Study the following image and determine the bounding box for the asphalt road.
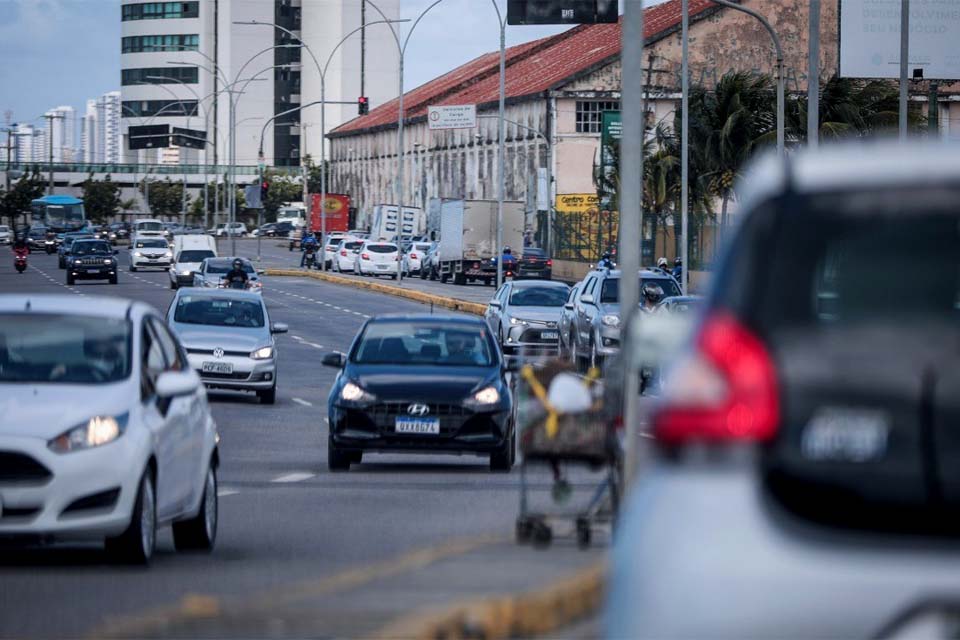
[0,248,606,639]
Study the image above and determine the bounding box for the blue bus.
[30,195,87,233]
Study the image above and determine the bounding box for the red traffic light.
[358,96,369,115]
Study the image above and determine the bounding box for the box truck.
[438,199,524,286]
[309,193,350,234]
[370,204,424,242]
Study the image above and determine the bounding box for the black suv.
[65,239,118,285]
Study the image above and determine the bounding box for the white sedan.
[129,237,173,271]
[0,294,220,563]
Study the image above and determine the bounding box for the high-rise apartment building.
[81,91,123,163]
[119,0,399,168]
[44,106,76,162]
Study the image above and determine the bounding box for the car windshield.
[204,260,254,274]
[134,239,168,249]
[509,286,569,307]
[353,322,494,366]
[179,250,215,263]
[344,241,363,251]
[173,297,265,328]
[600,277,682,303]
[367,244,397,253]
[0,313,131,384]
[72,241,112,255]
[137,222,163,232]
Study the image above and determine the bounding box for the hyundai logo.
[407,403,430,416]
[213,347,225,359]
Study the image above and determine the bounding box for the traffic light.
[358,96,369,115]
[260,179,269,201]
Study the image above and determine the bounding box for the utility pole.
[681,0,689,294]
[43,112,64,195]
[808,0,821,148]
[899,0,910,141]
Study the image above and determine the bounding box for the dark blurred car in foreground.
[606,143,960,639]
[323,315,515,472]
[515,247,552,280]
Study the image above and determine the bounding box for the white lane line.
[271,472,315,483]
[217,489,240,497]
[291,397,313,407]
[291,335,305,341]
[306,342,324,349]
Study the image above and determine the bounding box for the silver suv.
[567,268,680,371]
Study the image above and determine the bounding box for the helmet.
[675,256,682,266]
[233,258,243,270]
[602,251,611,260]
[657,257,668,269]
[642,283,664,304]
[503,246,512,254]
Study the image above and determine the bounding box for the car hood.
[0,383,133,440]
[171,324,269,351]
[348,365,497,402]
[506,307,564,325]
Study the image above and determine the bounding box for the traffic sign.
[507,0,618,25]
[427,104,477,131]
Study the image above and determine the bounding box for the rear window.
[523,248,546,258]
[344,241,363,250]
[367,244,397,253]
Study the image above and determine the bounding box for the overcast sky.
[0,0,641,134]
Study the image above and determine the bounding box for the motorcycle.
[14,249,28,274]
[302,247,318,269]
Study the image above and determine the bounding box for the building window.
[122,2,200,21]
[575,100,620,134]
[121,34,199,53]
[121,99,198,118]
[122,67,198,85]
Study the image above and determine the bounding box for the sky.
[0,0,630,135]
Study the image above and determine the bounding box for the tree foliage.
[1,169,45,226]
[140,178,189,218]
[81,174,122,223]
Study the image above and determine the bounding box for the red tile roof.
[330,0,719,137]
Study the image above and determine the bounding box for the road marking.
[271,472,315,483]
[306,342,324,349]
[217,489,240,497]
[291,397,313,407]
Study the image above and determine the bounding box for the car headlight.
[250,346,273,359]
[180,269,192,276]
[133,251,143,257]
[602,314,620,327]
[104,257,113,264]
[340,381,375,403]
[470,386,500,406]
[510,317,528,326]
[48,413,128,454]
[165,251,173,258]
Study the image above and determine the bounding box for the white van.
[169,234,217,289]
[133,219,166,239]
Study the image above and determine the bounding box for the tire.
[58,258,64,269]
[391,274,397,280]
[105,471,156,564]
[109,274,118,285]
[172,464,218,551]
[170,280,178,290]
[420,268,427,280]
[453,273,466,286]
[490,431,514,472]
[257,385,277,405]
[440,272,448,283]
[129,264,136,272]
[327,437,351,472]
[66,274,74,285]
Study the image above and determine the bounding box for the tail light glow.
[547,259,553,266]
[340,250,347,256]
[361,253,370,260]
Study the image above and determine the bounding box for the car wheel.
[490,431,514,472]
[109,274,118,285]
[58,258,64,269]
[391,274,397,280]
[440,272,448,283]
[257,385,277,405]
[105,471,156,564]
[172,464,218,551]
[453,273,466,286]
[420,268,427,280]
[129,264,136,272]
[170,280,178,290]
[327,437,351,472]
[66,274,74,286]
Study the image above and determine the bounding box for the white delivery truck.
[169,234,217,289]
[438,199,524,286]
[370,204,424,242]
[276,204,307,228]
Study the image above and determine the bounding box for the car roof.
[509,279,569,289]
[0,294,153,319]
[591,269,673,279]
[174,288,264,303]
[367,314,484,326]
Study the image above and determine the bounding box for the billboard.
[555,193,601,213]
[840,0,960,79]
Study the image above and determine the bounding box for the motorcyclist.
[672,256,683,281]
[13,234,29,256]
[640,283,664,313]
[657,257,670,274]
[223,258,249,289]
[597,251,614,270]
[300,233,319,267]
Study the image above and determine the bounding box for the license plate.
[202,361,234,374]
[149,259,159,262]
[801,408,890,462]
[87,269,100,274]
[395,417,440,435]
[377,264,390,269]
[541,331,559,340]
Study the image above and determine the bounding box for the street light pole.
[681,0,689,294]
[492,0,507,289]
[899,0,910,141]
[808,0,821,149]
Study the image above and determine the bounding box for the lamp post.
[899,0,910,141]
[681,0,689,294]
[42,112,65,195]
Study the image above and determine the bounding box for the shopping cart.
[515,360,621,549]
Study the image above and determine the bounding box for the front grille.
[187,348,250,357]
[198,370,251,381]
[143,253,166,260]
[77,257,109,266]
[0,506,41,522]
[0,452,52,484]
[368,402,472,436]
[520,328,561,343]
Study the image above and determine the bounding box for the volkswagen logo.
[407,403,430,417]
[213,347,225,359]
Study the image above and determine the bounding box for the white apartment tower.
[120,0,399,168]
[44,106,76,162]
[81,92,123,163]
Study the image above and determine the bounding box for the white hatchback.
[0,295,219,564]
[354,241,400,278]
[334,239,364,273]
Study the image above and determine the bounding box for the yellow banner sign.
[555,193,600,214]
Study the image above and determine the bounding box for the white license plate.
[377,264,390,270]
[801,408,890,462]
[395,417,440,435]
[202,361,234,374]
[541,331,559,340]
[87,269,100,274]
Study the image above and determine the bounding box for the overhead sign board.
[427,104,477,130]
[128,124,169,150]
[507,0,618,25]
[840,0,960,79]
[171,127,207,149]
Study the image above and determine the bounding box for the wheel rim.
[204,468,217,540]
[141,478,156,556]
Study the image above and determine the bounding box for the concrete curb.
[370,561,606,640]
[265,268,488,316]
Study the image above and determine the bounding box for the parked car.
[606,142,960,639]
[192,257,263,293]
[167,288,287,404]
[354,241,400,278]
[253,221,294,238]
[322,315,515,471]
[515,247,553,280]
[566,268,681,371]
[333,239,364,273]
[484,280,570,357]
[128,236,173,272]
[0,294,220,563]
[420,243,441,280]
[210,222,248,237]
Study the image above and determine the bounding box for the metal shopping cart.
[515,360,621,549]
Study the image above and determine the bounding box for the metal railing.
[0,161,302,176]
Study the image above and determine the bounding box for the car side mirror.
[564,302,574,310]
[489,300,502,309]
[580,294,595,305]
[322,352,346,368]
[156,370,200,398]
[270,322,288,334]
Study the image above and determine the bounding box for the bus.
[30,195,86,233]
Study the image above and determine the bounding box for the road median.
[265,268,488,316]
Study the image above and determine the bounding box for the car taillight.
[341,250,347,256]
[410,253,417,259]
[547,259,553,266]
[361,253,370,260]
[652,313,779,446]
